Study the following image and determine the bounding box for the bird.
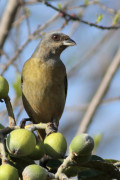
[21,32,76,140]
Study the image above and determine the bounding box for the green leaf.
[58,3,62,10]
[0,123,5,129]
[9,156,35,174]
[96,14,104,23]
[24,8,31,16]
[91,155,104,162]
[112,13,119,25]
[84,0,89,5]
[105,159,119,164]
[78,169,112,180]
[93,133,103,152]
[78,168,103,180]
[12,74,22,98]
[46,159,63,171]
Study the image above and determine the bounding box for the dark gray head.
[32,32,76,59]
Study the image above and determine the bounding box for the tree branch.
[0,0,20,49]
[4,96,16,127]
[65,96,120,112]
[76,48,120,134]
[0,134,8,164]
[67,30,115,77]
[42,1,120,30]
[0,0,72,75]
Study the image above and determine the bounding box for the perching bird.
[21,32,76,139]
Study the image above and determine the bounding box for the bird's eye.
[52,34,60,41]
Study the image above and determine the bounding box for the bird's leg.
[46,118,58,136]
[20,117,32,128]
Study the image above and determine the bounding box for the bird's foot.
[46,121,58,136]
[20,118,32,128]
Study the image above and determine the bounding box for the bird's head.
[32,32,76,59]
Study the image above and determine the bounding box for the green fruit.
[29,141,44,160]
[44,132,67,159]
[6,129,36,157]
[0,76,9,99]
[22,164,47,180]
[69,134,94,156]
[0,164,19,180]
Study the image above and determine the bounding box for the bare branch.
[68,30,115,77]
[4,96,16,127]
[76,48,120,134]
[42,1,120,30]
[0,0,72,75]
[0,0,20,49]
[65,96,120,112]
[55,152,75,179]
[0,134,8,164]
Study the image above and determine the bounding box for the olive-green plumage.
[21,32,76,139]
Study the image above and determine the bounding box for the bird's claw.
[20,118,31,128]
[46,122,58,136]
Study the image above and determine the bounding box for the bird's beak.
[63,38,76,46]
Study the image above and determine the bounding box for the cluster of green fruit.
[0,76,94,179]
[0,127,94,179]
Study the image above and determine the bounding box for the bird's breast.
[22,58,66,123]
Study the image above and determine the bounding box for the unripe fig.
[22,164,47,180]
[69,134,94,156]
[0,164,19,180]
[6,129,36,157]
[44,132,67,158]
[29,141,44,160]
[0,76,9,99]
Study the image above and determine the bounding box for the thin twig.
[55,152,75,179]
[0,134,8,164]
[4,96,16,127]
[67,30,115,77]
[76,48,120,134]
[0,0,71,75]
[20,0,31,35]
[65,96,120,112]
[0,123,47,136]
[43,1,120,30]
[67,1,119,15]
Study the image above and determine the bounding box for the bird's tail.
[37,129,46,141]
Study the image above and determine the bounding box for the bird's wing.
[64,75,68,100]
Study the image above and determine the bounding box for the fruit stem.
[4,96,16,127]
[25,123,47,131]
[55,152,75,179]
[0,134,9,164]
